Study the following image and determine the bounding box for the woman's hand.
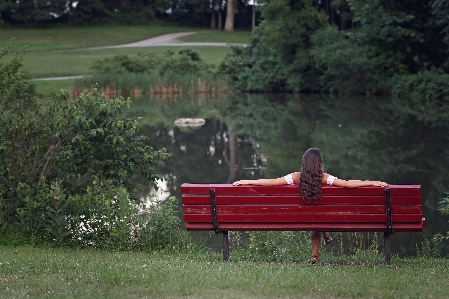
[232,177,289,186]
[232,180,251,186]
[372,181,389,187]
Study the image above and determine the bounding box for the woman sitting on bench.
[232,147,388,264]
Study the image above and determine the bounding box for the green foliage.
[219,0,327,92]
[311,26,381,94]
[0,45,173,249]
[217,0,449,94]
[260,0,327,76]
[64,181,189,251]
[139,196,191,252]
[431,0,449,66]
[1,0,171,26]
[56,89,169,194]
[82,50,223,94]
[217,25,288,92]
[440,194,449,216]
[90,55,156,74]
[0,46,29,105]
[416,233,445,258]
[240,231,311,262]
[90,50,214,77]
[389,69,449,126]
[158,49,215,76]
[45,181,70,243]
[439,194,449,245]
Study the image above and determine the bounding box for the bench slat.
[185,222,424,232]
[183,205,422,215]
[182,195,422,205]
[184,213,422,223]
[181,184,421,196]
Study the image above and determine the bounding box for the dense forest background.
[215,0,449,98]
[0,0,258,29]
[3,0,447,99]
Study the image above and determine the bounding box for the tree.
[224,0,236,31]
[0,44,169,241]
[431,0,449,67]
[0,0,69,25]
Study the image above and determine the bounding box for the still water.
[129,93,449,257]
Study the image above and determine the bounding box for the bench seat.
[181,183,425,263]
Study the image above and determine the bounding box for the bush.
[311,26,382,94]
[229,231,311,262]
[217,25,289,92]
[389,69,449,126]
[0,45,172,249]
[90,55,156,74]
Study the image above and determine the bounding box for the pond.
[129,93,449,257]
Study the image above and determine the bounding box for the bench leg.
[384,232,391,265]
[223,231,229,261]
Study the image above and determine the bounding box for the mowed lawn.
[1,25,250,78]
[0,246,448,299]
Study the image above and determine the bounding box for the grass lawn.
[0,24,199,52]
[1,24,250,95]
[25,46,233,78]
[0,246,448,299]
[31,79,78,97]
[176,30,252,44]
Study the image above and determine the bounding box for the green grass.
[1,25,248,95]
[31,79,78,97]
[176,30,251,44]
[0,246,448,299]
[0,25,198,52]
[23,46,232,78]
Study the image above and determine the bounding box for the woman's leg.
[322,232,332,244]
[311,231,321,257]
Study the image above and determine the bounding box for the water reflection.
[129,93,449,257]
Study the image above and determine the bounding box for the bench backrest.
[181,183,425,233]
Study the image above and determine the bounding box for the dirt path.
[88,32,247,49]
[32,32,246,81]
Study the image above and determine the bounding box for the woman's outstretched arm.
[331,178,388,188]
[232,177,288,186]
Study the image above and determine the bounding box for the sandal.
[310,255,319,265]
[323,235,332,245]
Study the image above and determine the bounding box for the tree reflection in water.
[129,93,449,257]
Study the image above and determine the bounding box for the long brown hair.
[299,148,323,203]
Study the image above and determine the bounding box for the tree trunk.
[218,9,223,30]
[340,4,346,31]
[224,0,235,32]
[252,2,256,31]
[210,10,216,29]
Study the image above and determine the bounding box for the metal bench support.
[384,188,393,265]
[223,232,230,261]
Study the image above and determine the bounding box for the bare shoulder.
[322,173,331,184]
[291,172,300,184]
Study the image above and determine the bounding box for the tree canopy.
[219,0,449,96]
[0,0,256,29]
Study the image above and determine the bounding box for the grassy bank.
[25,46,233,79]
[0,25,197,52]
[0,25,250,96]
[1,25,249,78]
[0,246,447,299]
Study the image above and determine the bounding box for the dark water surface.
[130,93,449,257]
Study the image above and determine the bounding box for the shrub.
[0,45,170,248]
[90,55,156,74]
[389,69,449,127]
[229,231,311,262]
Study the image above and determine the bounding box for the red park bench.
[181,183,426,264]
